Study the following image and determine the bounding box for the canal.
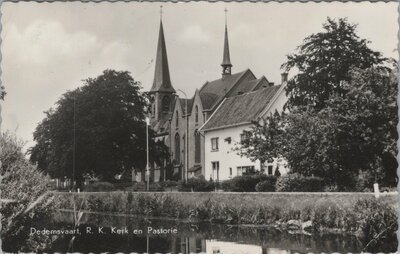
[2,210,396,253]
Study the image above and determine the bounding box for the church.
[147,12,288,182]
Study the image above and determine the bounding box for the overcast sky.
[1,2,398,150]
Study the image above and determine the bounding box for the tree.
[1,132,53,252]
[235,110,284,164]
[30,70,169,185]
[237,17,396,190]
[238,67,397,189]
[282,17,387,110]
[320,67,398,187]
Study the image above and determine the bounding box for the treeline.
[236,18,398,190]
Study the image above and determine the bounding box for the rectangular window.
[268,166,273,175]
[211,137,219,151]
[212,161,220,182]
[237,166,255,176]
[229,167,232,176]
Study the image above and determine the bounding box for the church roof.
[199,69,250,110]
[199,92,220,110]
[201,85,281,131]
[151,111,172,135]
[232,76,270,95]
[179,98,194,115]
[150,20,175,94]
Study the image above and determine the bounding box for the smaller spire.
[221,8,232,76]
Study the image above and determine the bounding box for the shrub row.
[221,173,324,192]
[221,174,275,192]
[275,173,324,192]
[178,176,215,192]
[85,177,215,192]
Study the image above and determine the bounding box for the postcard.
[0,1,398,253]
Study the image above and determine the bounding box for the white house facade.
[200,77,290,181]
[204,124,262,181]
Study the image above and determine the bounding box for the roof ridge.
[207,69,252,111]
[228,84,280,99]
[206,69,247,84]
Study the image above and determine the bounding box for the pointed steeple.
[221,8,232,76]
[150,9,175,94]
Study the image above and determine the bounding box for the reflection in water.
[2,211,397,253]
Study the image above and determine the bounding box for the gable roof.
[199,69,253,111]
[201,85,281,132]
[199,92,220,110]
[179,98,194,115]
[232,76,270,95]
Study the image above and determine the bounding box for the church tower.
[149,9,176,122]
[221,9,232,76]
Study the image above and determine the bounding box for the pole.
[185,99,188,183]
[177,89,188,183]
[146,117,150,191]
[72,93,76,191]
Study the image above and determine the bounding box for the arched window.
[175,133,180,163]
[194,130,201,163]
[162,96,170,112]
[175,111,179,127]
[195,105,199,123]
[149,95,155,117]
[151,103,155,117]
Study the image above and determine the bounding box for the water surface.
[3,211,396,253]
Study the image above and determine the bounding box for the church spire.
[221,8,232,76]
[150,6,175,94]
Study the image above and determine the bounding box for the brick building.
[148,14,287,181]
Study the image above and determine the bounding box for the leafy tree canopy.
[282,17,387,110]
[30,70,169,183]
[237,67,397,189]
[1,131,52,252]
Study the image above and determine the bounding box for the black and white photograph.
[0,1,398,253]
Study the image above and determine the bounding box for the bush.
[161,180,178,191]
[221,174,272,192]
[0,132,53,252]
[255,176,277,192]
[85,181,116,192]
[149,182,165,191]
[354,171,374,192]
[127,181,165,192]
[161,180,178,188]
[352,198,398,250]
[275,173,324,192]
[178,176,215,192]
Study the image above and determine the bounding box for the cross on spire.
[160,5,163,20]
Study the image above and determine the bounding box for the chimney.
[281,73,288,83]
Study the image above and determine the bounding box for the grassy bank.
[53,192,398,239]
